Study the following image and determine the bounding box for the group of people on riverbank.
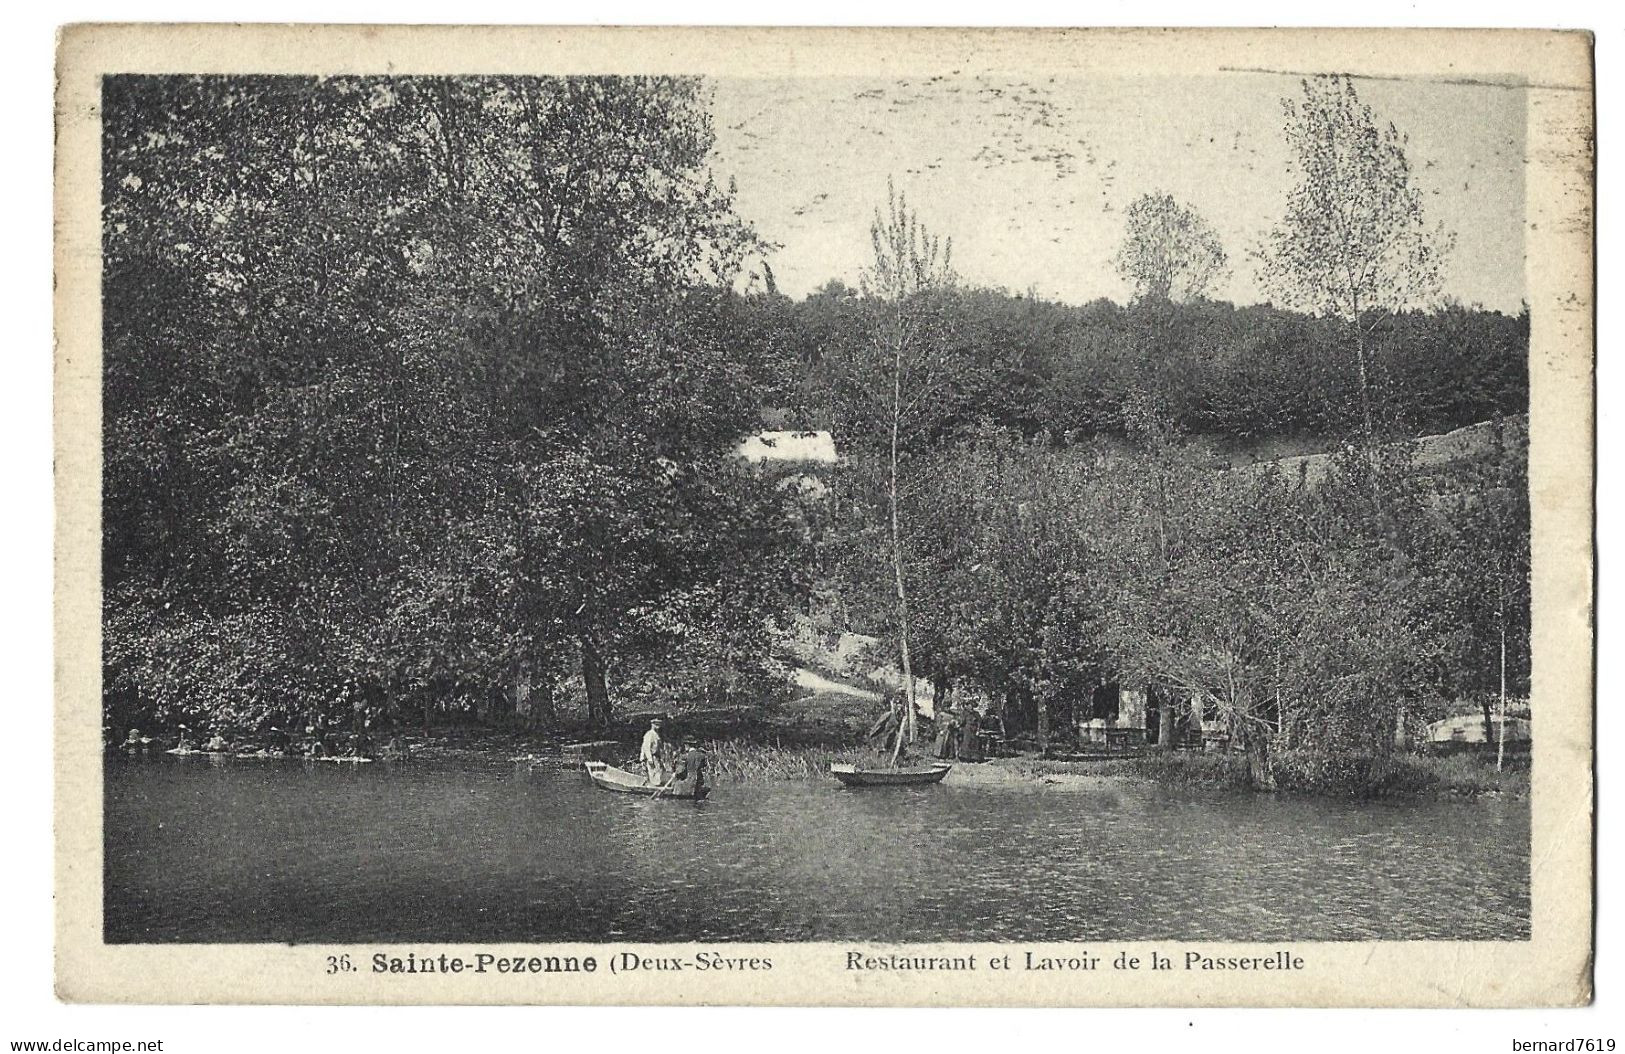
[109,720,412,762]
[865,694,989,761]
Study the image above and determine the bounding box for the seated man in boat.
[265,725,292,755]
[674,736,708,795]
[203,729,230,753]
[347,721,377,759]
[640,717,669,786]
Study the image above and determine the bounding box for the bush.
[1268,748,1528,797]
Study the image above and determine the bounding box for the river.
[103,753,1529,943]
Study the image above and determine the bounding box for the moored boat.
[828,762,952,787]
[584,761,710,800]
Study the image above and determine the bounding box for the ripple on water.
[103,755,1530,943]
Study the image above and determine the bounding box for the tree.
[1420,419,1531,767]
[103,76,501,735]
[1261,73,1451,447]
[101,74,794,736]
[858,181,956,757]
[892,428,1113,754]
[1114,192,1227,304]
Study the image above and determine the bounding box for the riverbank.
[1001,750,1528,799]
[687,744,1527,799]
[350,693,1527,800]
[128,689,1524,800]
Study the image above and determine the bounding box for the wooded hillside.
[101,74,1532,791]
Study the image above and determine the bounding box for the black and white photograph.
[52,23,1593,1008]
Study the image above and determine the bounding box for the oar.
[648,773,680,801]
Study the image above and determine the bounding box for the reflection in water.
[104,755,1529,944]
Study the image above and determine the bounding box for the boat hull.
[829,763,952,787]
[585,761,710,800]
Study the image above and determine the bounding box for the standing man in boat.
[641,716,669,786]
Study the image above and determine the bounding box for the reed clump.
[701,739,913,782]
[1349,751,1529,798]
[1109,748,1528,797]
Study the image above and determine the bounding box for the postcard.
[55,24,1594,1006]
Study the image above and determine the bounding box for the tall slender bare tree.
[860,180,956,760]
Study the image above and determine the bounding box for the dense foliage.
[103,75,809,735]
[740,287,1526,448]
[103,75,1533,796]
[828,416,1530,786]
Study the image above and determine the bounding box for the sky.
[707,72,1526,313]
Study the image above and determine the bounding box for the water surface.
[104,754,1529,943]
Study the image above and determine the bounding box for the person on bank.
[867,693,904,753]
[933,709,962,760]
[641,716,668,786]
[958,708,983,761]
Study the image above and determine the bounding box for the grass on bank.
[1013,748,1527,798]
[1007,751,1250,789]
[702,740,906,782]
[392,690,1531,799]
